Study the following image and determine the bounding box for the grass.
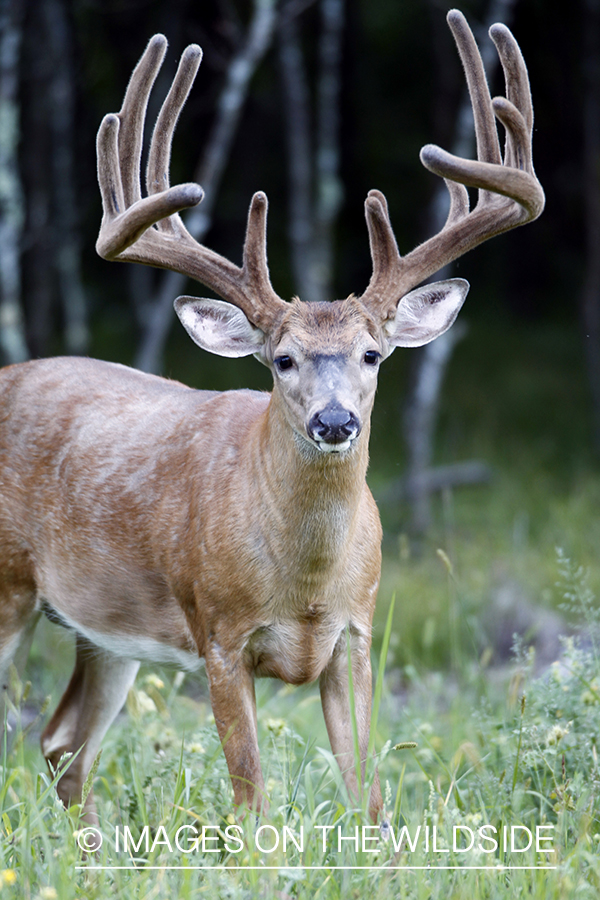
[2,553,600,898]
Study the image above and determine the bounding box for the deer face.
[265,298,382,454]
[175,278,469,456]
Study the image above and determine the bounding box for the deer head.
[96,11,544,458]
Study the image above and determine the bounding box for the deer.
[0,9,543,831]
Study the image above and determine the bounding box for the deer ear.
[384,278,469,349]
[174,296,266,358]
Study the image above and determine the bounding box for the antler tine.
[491,23,533,134]
[118,34,167,209]
[448,9,501,172]
[241,193,288,325]
[146,43,203,237]
[360,9,545,319]
[172,192,287,330]
[490,23,533,172]
[96,36,287,330]
[363,189,403,300]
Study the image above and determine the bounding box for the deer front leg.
[204,638,265,814]
[320,634,383,823]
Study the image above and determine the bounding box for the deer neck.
[249,388,371,578]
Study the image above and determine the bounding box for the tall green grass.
[2,555,599,898]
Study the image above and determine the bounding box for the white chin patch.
[317,440,352,453]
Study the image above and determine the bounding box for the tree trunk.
[277,0,344,303]
[0,0,28,364]
[313,0,344,298]
[278,12,319,301]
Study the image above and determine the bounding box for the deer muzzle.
[307,404,361,453]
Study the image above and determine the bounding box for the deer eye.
[363,350,380,366]
[274,355,294,371]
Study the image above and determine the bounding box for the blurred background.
[1,0,598,670]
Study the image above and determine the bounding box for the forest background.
[3,0,600,895]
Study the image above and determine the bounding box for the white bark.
[277,0,344,303]
[0,0,28,364]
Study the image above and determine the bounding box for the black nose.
[308,405,360,444]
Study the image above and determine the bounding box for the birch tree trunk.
[278,12,319,301]
[313,0,344,297]
[278,0,344,303]
[0,0,28,364]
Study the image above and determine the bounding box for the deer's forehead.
[273,300,379,353]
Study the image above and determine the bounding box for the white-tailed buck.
[0,10,543,827]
